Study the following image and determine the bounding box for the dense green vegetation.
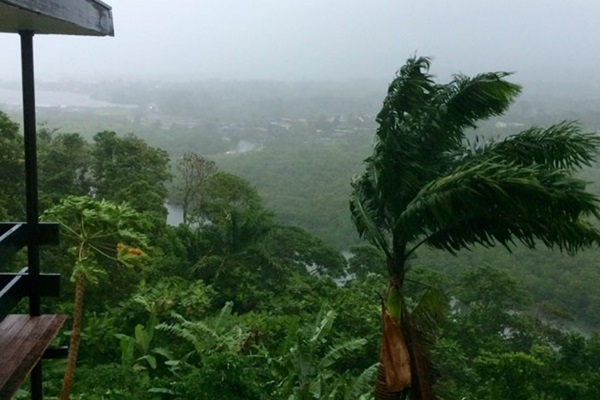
[2,67,600,398]
[350,56,600,399]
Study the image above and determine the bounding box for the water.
[0,87,128,108]
[166,203,184,226]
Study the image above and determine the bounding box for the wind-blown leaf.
[441,72,521,130]
[410,287,448,343]
[478,121,600,170]
[350,174,391,259]
[400,160,600,254]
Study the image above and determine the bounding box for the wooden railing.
[0,221,65,400]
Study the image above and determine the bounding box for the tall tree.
[174,152,217,224]
[91,131,171,226]
[200,172,263,224]
[349,56,600,399]
[38,129,91,209]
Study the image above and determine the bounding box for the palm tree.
[350,56,600,400]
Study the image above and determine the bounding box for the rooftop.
[0,0,113,36]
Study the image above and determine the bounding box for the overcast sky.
[0,0,599,83]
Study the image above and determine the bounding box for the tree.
[194,207,279,311]
[0,111,24,219]
[264,225,347,278]
[347,244,387,278]
[38,129,91,209]
[42,196,149,400]
[349,56,600,399]
[200,172,263,224]
[91,131,171,227]
[174,152,217,224]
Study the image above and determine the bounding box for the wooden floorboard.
[0,314,67,400]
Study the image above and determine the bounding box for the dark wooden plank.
[0,271,62,297]
[3,316,62,398]
[0,315,67,400]
[0,271,28,320]
[0,315,31,371]
[43,346,68,359]
[0,0,114,36]
[0,223,59,247]
[0,224,24,242]
[0,268,62,320]
[0,224,25,261]
[0,222,59,262]
[32,222,60,247]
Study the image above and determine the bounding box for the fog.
[0,0,599,84]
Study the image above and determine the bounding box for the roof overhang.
[0,0,113,36]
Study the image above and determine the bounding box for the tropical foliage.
[2,59,600,400]
[349,56,600,399]
[42,196,150,400]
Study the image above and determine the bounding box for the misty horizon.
[0,0,599,86]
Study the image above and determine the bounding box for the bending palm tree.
[350,56,600,400]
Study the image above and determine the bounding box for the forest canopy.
[2,55,600,398]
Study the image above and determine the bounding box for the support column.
[20,30,43,400]
[20,30,40,316]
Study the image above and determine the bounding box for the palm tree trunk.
[403,313,435,400]
[375,279,412,400]
[60,276,85,400]
[375,361,408,400]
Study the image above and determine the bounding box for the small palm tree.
[350,56,600,399]
[43,196,149,400]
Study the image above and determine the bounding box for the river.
[165,203,184,226]
[0,86,131,108]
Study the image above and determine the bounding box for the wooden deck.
[0,314,66,400]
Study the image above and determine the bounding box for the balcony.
[0,1,114,398]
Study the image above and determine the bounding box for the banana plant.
[270,309,372,399]
[115,312,158,373]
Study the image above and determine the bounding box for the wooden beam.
[0,223,59,247]
[0,269,61,321]
[0,223,59,261]
[0,0,114,36]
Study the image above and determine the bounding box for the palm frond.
[440,72,521,130]
[400,160,600,254]
[410,286,448,344]
[370,57,449,211]
[350,174,392,258]
[376,56,434,138]
[477,121,600,170]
